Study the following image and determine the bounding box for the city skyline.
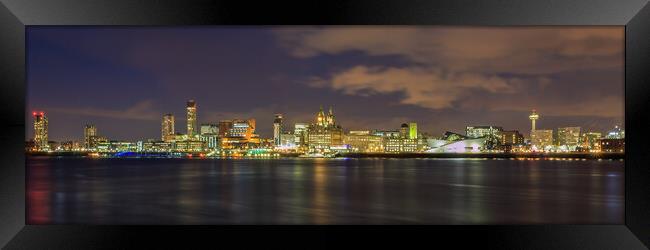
[27,102,623,144]
[27,27,624,141]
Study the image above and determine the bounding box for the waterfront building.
[409,122,418,139]
[499,130,524,152]
[372,130,400,138]
[306,106,344,153]
[605,125,625,139]
[166,133,188,142]
[84,124,97,149]
[162,114,175,141]
[344,130,383,152]
[25,140,35,152]
[600,138,624,153]
[47,141,59,151]
[200,123,218,135]
[384,138,418,153]
[32,111,49,151]
[294,123,309,146]
[500,130,524,145]
[381,122,427,153]
[198,123,219,150]
[141,141,172,152]
[466,126,503,139]
[442,131,468,142]
[530,129,554,151]
[218,120,233,137]
[466,126,503,150]
[425,138,449,149]
[199,134,219,150]
[60,141,82,151]
[399,123,409,138]
[84,126,106,151]
[220,137,260,150]
[557,127,581,150]
[220,119,260,150]
[280,132,295,147]
[273,114,283,146]
[96,141,137,152]
[173,140,206,152]
[259,138,274,149]
[426,137,485,153]
[229,119,256,138]
[426,130,491,153]
[581,132,602,151]
[171,140,206,153]
[95,135,109,145]
[186,100,197,138]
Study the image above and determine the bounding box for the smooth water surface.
[27,157,624,224]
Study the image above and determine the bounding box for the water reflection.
[26,157,624,224]
[27,163,51,224]
[311,160,329,224]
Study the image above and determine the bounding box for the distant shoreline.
[25,151,625,160]
[340,152,624,160]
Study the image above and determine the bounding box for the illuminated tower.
[327,106,335,126]
[317,105,326,127]
[162,113,175,141]
[33,111,48,151]
[408,122,418,139]
[84,124,97,149]
[529,109,539,132]
[186,100,197,137]
[307,106,343,153]
[399,123,409,138]
[273,114,283,146]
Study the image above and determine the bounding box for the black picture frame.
[1,0,649,249]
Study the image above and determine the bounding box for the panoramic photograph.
[26,26,624,224]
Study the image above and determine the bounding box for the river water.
[26,157,624,224]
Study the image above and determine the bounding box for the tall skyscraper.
[162,114,175,141]
[84,124,97,149]
[33,111,48,151]
[273,114,283,146]
[408,122,418,139]
[529,109,539,132]
[186,100,197,137]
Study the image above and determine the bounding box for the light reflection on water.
[26,157,624,224]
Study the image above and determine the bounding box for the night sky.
[26,27,624,142]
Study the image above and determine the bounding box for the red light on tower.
[32,112,37,116]
[40,112,44,116]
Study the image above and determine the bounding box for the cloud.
[309,65,543,109]
[49,100,160,121]
[274,27,623,116]
[274,27,623,75]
